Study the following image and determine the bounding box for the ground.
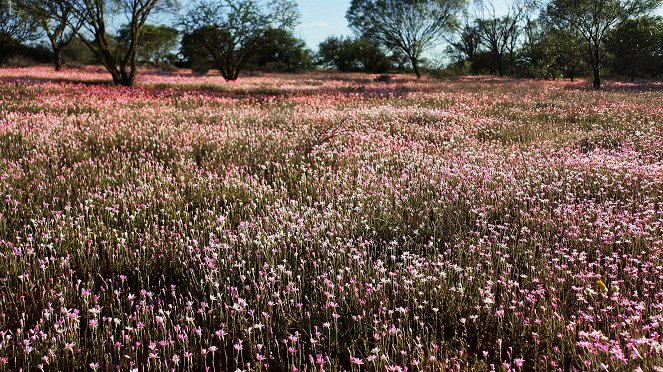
[0,67,662,370]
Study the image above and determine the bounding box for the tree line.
[1,0,662,88]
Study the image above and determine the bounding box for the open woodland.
[0,67,661,370]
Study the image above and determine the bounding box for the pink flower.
[234,339,243,352]
[350,356,364,365]
[514,358,525,369]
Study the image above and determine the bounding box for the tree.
[447,19,483,73]
[64,0,178,86]
[318,36,357,72]
[545,0,662,88]
[62,36,96,66]
[16,0,83,70]
[346,0,466,78]
[0,0,39,66]
[607,16,663,81]
[518,14,586,80]
[249,28,312,71]
[180,0,300,80]
[474,1,526,76]
[317,36,392,73]
[353,38,392,73]
[118,24,178,67]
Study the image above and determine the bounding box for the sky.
[294,0,353,48]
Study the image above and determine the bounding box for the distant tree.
[0,0,39,66]
[447,19,483,73]
[62,36,96,66]
[118,24,178,67]
[520,16,585,80]
[64,0,178,86]
[474,1,526,76]
[250,28,313,71]
[179,0,300,80]
[14,41,52,65]
[317,36,391,73]
[16,0,83,70]
[318,36,356,72]
[353,38,392,73]
[346,0,466,78]
[545,0,662,88]
[389,49,410,71]
[536,29,585,80]
[607,16,663,81]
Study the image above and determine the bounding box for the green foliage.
[447,22,483,72]
[0,0,39,66]
[67,0,179,86]
[607,16,663,80]
[14,0,83,70]
[317,36,392,73]
[179,0,300,80]
[519,20,586,80]
[346,0,466,78]
[248,28,313,72]
[471,1,530,77]
[180,26,223,75]
[545,0,663,88]
[118,24,179,67]
[62,36,97,66]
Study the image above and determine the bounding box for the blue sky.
[294,0,352,48]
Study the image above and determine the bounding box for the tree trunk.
[592,66,601,89]
[588,41,602,89]
[111,70,134,87]
[54,47,64,72]
[221,67,239,81]
[630,67,636,82]
[498,57,504,77]
[569,61,578,82]
[0,47,10,67]
[410,57,421,79]
[120,75,135,87]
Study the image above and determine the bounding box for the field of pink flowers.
[0,67,662,371]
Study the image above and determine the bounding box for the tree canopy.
[64,0,178,86]
[16,0,83,70]
[118,24,179,67]
[318,36,392,73]
[545,0,663,88]
[180,0,300,80]
[0,0,39,66]
[346,0,466,78]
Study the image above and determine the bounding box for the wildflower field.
[0,67,662,371]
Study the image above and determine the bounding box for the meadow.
[0,67,662,371]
